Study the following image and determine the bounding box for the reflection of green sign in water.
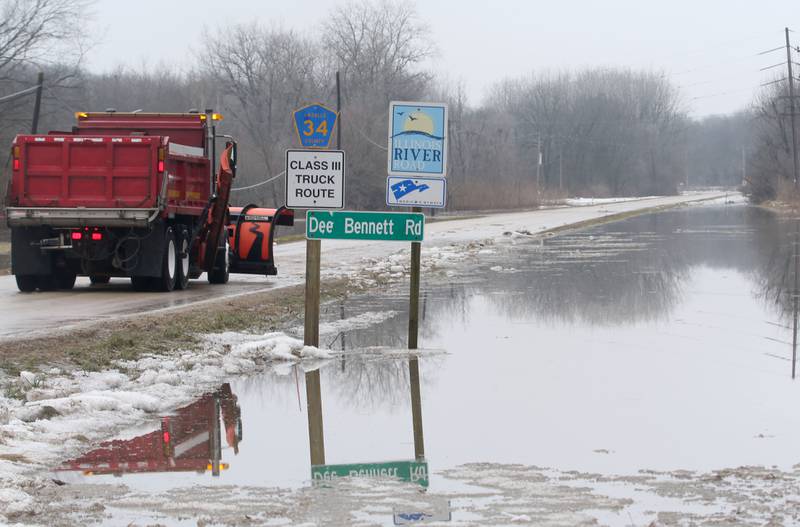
[306,210,424,242]
[311,460,429,487]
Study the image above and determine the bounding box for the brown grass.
[0,279,352,373]
[449,180,541,211]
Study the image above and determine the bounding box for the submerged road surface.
[0,192,728,340]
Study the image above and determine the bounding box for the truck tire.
[130,276,151,291]
[175,228,190,290]
[157,227,178,292]
[90,275,111,285]
[54,271,76,290]
[208,238,230,285]
[15,275,37,293]
[37,276,57,291]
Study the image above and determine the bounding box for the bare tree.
[323,0,433,102]
[0,0,93,206]
[0,0,89,79]
[745,79,797,202]
[202,23,324,204]
[322,0,433,208]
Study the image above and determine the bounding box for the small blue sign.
[388,101,447,176]
[386,175,446,208]
[293,103,338,148]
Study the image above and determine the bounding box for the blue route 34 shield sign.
[388,101,447,176]
[293,103,338,148]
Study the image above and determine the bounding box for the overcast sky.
[87,0,797,118]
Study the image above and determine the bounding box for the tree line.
[0,0,755,212]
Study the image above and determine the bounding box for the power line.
[691,87,757,101]
[231,170,284,191]
[758,45,786,56]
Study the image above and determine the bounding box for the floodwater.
[53,204,800,522]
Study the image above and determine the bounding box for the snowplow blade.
[227,205,294,276]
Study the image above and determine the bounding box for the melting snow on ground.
[0,331,333,522]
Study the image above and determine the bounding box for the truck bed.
[7,134,210,226]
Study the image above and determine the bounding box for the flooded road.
[50,204,800,525]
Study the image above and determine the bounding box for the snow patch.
[0,330,336,524]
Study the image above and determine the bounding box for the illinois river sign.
[387,101,448,208]
[388,101,447,177]
[285,149,345,209]
[306,210,424,242]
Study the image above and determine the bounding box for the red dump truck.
[5,111,292,292]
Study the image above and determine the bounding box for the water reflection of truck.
[57,384,241,477]
[5,111,293,292]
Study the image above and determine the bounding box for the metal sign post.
[386,101,448,355]
[290,101,341,466]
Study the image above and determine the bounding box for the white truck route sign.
[285,149,345,209]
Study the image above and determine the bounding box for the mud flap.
[11,226,52,275]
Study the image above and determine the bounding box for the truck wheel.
[90,275,111,285]
[130,276,151,291]
[208,238,230,285]
[54,271,76,290]
[37,276,57,291]
[15,275,37,293]
[156,227,178,292]
[175,229,190,290]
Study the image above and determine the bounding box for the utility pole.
[558,147,563,192]
[30,72,43,134]
[787,27,799,188]
[336,70,342,150]
[536,133,542,194]
[793,221,799,379]
[741,147,747,185]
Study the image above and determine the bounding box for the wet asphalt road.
[0,193,725,341]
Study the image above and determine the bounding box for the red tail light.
[12,159,19,170]
[158,160,165,173]
[71,232,82,241]
[91,232,102,241]
[163,431,170,443]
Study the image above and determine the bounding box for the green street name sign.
[306,210,424,242]
[311,460,429,487]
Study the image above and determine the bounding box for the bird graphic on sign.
[391,179,430,199]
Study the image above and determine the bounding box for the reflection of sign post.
[293,103,338,149]
[306,211,424,242]
[285,149,345,209]
[311,460,429,487]
[305,355,428,490]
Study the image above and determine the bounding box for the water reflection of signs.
[56,384,241,477]
[393,501,452,525]
[311,459,429,487]
[306,357,428,487]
